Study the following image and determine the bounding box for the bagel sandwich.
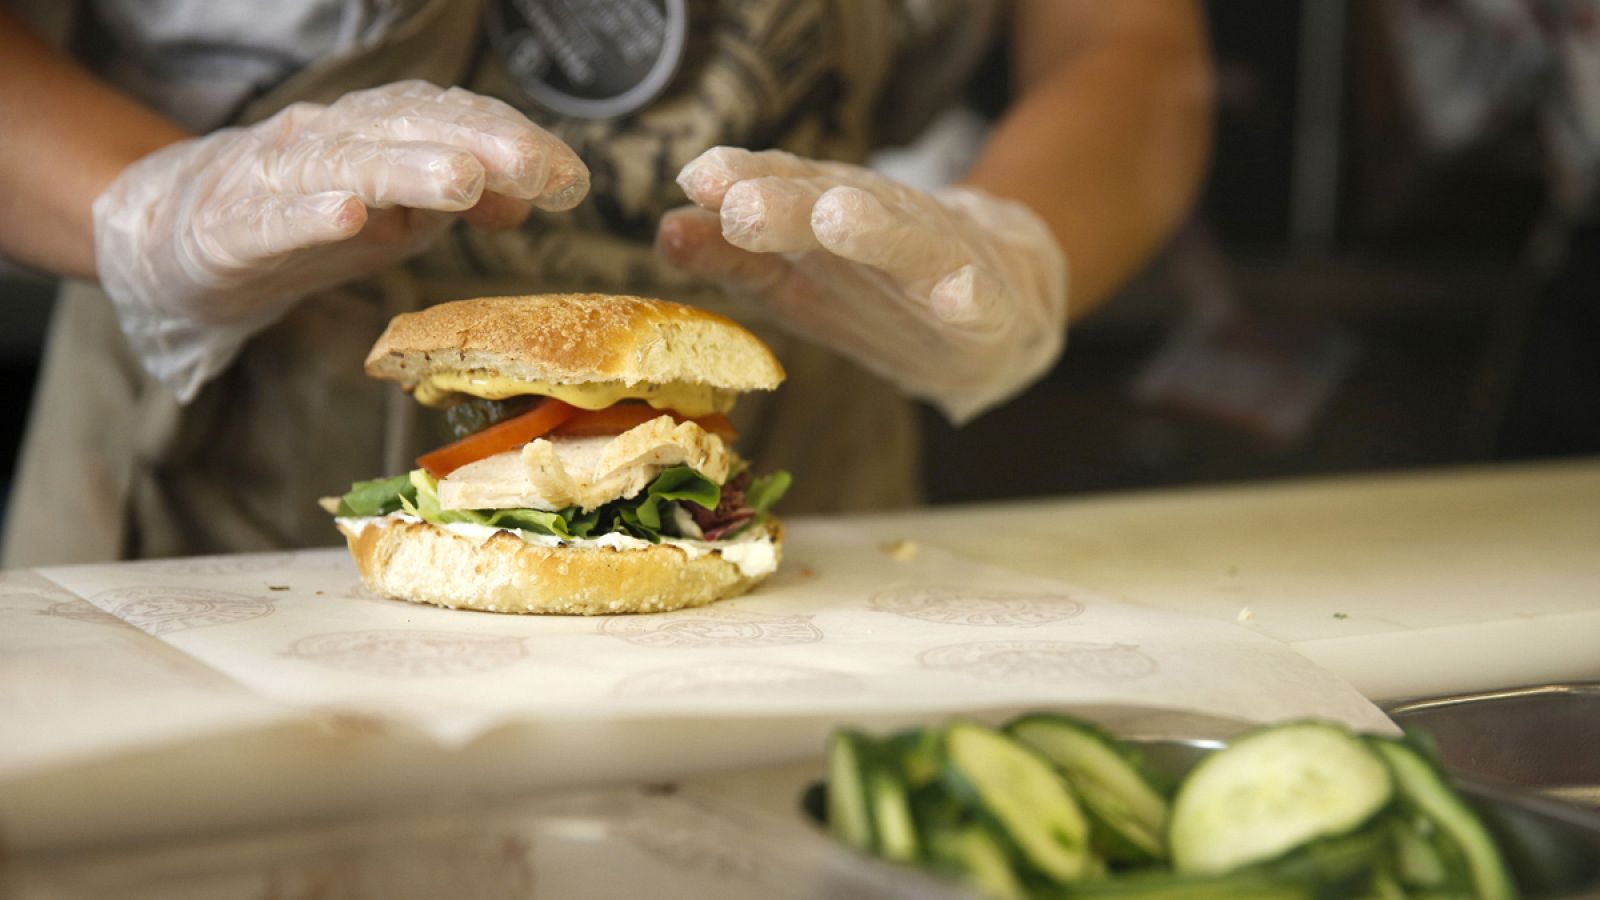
[324,293,790,615]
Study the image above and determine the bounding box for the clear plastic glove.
[658,147,1068,424]
[94,80,589,402]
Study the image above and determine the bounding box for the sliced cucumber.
[1369,737,1517,900]
[1008,713,1169,863]
[942,721,1094,883]
[1391,814,1451,889]
[826,730,876,852]
[1064,868,1315,899]
[1365,863,1410,900]
[867,757,920,863]
[887,727,944,789]
[927,823,1029,900]
[1169,721,1394,875]
[1260,826,1390,893]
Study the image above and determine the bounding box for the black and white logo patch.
[485,0,689,119]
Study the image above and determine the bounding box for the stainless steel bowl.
[790,735,1600,899]
[1389,683,1600,809]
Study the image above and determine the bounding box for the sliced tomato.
[418,397,578,478]
[549,401,665,437]
[552,401,739,443]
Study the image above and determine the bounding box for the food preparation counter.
[839,457,1600,701]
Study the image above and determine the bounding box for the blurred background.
[920,0,1598,503]
[1,0,1595,516]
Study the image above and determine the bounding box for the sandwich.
[325,293,790,614]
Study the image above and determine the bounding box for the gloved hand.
[658,147,1068,424]
[94,80,589,402]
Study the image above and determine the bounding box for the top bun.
[364,294,785,391]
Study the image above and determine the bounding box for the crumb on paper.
[268,585,289,592]
[798,566,817,579]
[1237,606,1256,623]
[1333,611,1348,620]
[880,539,920,562]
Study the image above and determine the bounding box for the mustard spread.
[413,370,735,417]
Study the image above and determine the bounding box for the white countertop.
[830,458,1600,701]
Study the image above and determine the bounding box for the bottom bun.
[336,516,783,615]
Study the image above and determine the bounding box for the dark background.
[1,1,1593,522]
[921,0,1592,503]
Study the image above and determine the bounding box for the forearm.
[963,1,1214,321]
[0,10,188,280]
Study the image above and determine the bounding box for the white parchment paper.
[0,520,1390,785]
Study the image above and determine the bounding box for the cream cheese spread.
[336,514,778,578]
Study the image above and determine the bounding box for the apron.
[4,0,999,564]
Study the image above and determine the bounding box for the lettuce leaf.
[712,469,792,540]
[587,465,720,542]
[647,465,723,510]
[336,474,416,517]
[334,465,765,544]
[746,470,792,513]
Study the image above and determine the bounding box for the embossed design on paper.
[35,598,128,627]
[868,585,1085,627]
[3,573,105,617]
[611,661,858,698]
[90,586,275,635]
[132,552,298,577]
[285,631,528,678]
[918,641,1159,683]
[598,609,822,648]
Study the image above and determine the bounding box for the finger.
[269,136,486,211]
[810,185,965,286]
[660,208,883,352]
[353,86,589,206]
[677,146,863,210]
[200,191,367,267]
[529,148,589,211]
[461,191,534,230]
[386,113,588,209]
[719,176,835,254]
[656,206,791,294]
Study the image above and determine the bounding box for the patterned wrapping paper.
[0,521,1391,782]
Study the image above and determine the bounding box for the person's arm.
[660,3,1214,422]
[0,9,589,402]
[964,0,1214,321]
[0,9,189,280]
